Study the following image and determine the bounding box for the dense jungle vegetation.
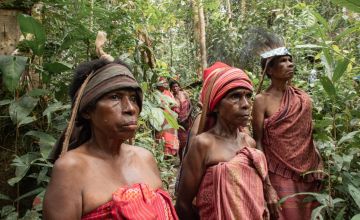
[0,0,359,219]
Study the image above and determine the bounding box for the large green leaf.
[0,56,28,92]
[163,110,180,130]
[17,14,46,55]
[330,0,360,13]
[25,131,56,159]
[333,58,350,83]
[311,204,326,220]
[149,107,165,131]
[43,62,72,74]
[351,214,360,220]
[320,76,336,98]
[348,184,360,209]
[9,95,39,126]
[42,102,70,125]
[338,131,360,146]
[8,153,40,186]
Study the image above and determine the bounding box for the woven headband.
[260,47,291,59]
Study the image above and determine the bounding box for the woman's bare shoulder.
[51,148,89,178]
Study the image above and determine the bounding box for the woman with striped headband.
[250,30,323,220]
[43,58,178,219]
[176,66,277,219]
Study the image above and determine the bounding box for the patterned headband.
[260,47,291,59]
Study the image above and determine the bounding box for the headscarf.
[49,62,142,161]
[202,61,230,82]
[198,67,253,134]
[79,63,142,113]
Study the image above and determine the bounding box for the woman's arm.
[175,135,208,220]
[43,156,83,219]
[252,94,266,151]
[252,94,280,220]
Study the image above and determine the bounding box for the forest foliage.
[0,0,359,219]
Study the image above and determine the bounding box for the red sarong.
[82,183,178,220]
[196,147,268,220]
[262,86,323,219]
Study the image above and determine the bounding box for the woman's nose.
[122,97,137,115]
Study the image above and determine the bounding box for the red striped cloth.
[262,86,323,181]
[201,67,253,113]
[196,147,268,220]
[202,62,230,81]
[82,183,178,220]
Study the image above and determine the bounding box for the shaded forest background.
[0,0,359,219]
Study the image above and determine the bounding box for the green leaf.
[15,187,44,202]
[279,192,328,205]
[348,184,360,209]
[333,59,350,82]
[0,193,11,201]
[18,116,36,127]
[0,99,12,106]
[320,76,336,98]
[43,102,70,125]
[163,110,180,129]
[351,214,360,220]
[338,131,360,146]
[8,153,40,186]
[149,107,165,131]
[0,56,28,92]
[311,10,329,31]
[17,14,46,55]
[9,95,39,125]
[25,131,56,159]
[330,0,360,13]
[335,24,360,41]
[311,204,326,220]
[335,206,346,220]
[28,89,49,97]
[43,62,72,74]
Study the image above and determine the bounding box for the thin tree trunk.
[198,0,207,76]
[191,0,201,77]
[225,0,232,27]
[241,0,247,19]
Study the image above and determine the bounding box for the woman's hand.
[264,184,281,220]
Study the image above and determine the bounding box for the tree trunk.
[241,0,247,19]
[198,0,207,77]
[225,0,232,26]
[191,0,201,76]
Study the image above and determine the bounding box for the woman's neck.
[269,78,290,91]
[212,118,239,139]
[87,132,125,158]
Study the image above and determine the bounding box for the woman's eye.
[110,94,120,100]
[246,93,253,99]
[129,95,137,103]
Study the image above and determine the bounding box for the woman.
[43,58,178,219]
[175,66,278,220]
[155,77,180,156]
[250,31,323,220]
[169,80,192,160]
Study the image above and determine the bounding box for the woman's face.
[217,87,252,128]
[86,88,140,141]
[268,55,294,80]
[171,83,180,94]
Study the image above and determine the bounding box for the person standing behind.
[169,80,192,161]
[155,77,180,156]
[250,30,323,220]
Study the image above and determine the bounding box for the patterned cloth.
[196,147,268,220]
[270,173,321,220]
[82,183,178,220]
[262,86,323,219]
[262,86,323,181]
